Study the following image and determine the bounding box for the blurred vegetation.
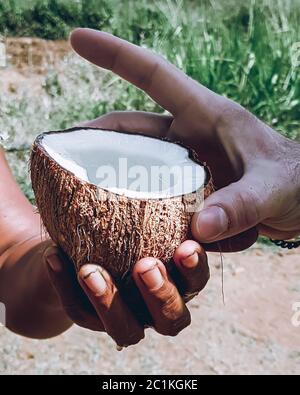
[1,0,299,139]
[0,0,299,220]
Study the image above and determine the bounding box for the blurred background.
[0,0,299,374]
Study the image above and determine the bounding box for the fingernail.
[195,206,229,241]
[140,264,164,290]
[182,252,198,268]
[80,267,107,296]
[46,254,63,273]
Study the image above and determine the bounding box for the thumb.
[192,172,271,243]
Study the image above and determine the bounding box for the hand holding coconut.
[46,240,209,345]
[70,28,300,247]
[0,146,209,343]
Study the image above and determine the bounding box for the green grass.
[0,0,299,217]
[1,0,299,137]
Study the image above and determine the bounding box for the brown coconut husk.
[31,127,213,282]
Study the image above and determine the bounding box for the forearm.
[0,149,40,255]
[0,148,72,338]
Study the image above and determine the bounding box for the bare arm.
[0,148,40,255]
[0,147,72,338]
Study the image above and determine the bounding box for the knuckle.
[101,111,122,129]
[217,101,248,127]
[105,110,121,119]
[138,60,161,91]
[151,282,177,306]
[234,188,260,229]
[222,186,260,232]
[155,291,191,336]
[162,291,181,318]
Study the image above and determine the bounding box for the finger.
[78,264,144,347]
[79,111,173,138]
[132,258,191,337]
[70,28,219,117]
[203,228,259,252]
[172,240,209,301]
[191,168,278,243]
[45,248,103,331]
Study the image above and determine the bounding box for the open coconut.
[31,127,212,280]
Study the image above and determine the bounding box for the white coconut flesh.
[41,129,206,200]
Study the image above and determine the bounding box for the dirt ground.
[0,38,70,95]
[0,39,299,375]
[1,247,299,375]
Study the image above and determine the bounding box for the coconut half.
[31,127,212,279]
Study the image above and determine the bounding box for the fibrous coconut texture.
[31,127,213,281]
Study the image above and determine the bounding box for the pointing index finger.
[70,28,214,116]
